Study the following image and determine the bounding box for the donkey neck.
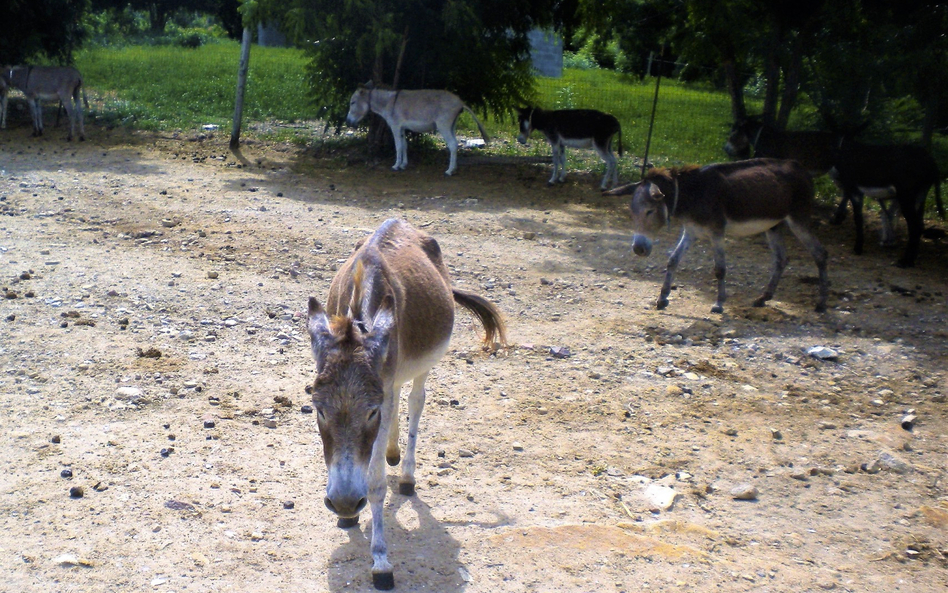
[368,89,401,118]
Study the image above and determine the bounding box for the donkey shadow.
[327,482,466,592]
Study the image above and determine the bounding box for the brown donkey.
[306,219,506,590]
[607,158,829,313]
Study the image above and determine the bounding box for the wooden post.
[230,27,252,149]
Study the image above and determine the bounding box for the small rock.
[51,435,61,444]
[115,386,143,401]
[789,471,809,481]
[807,346,838,360]
[203,420,216,429]
[722,428,738,436]
[900,414,916,431]
[459,449,474,458]
[207,271,219,279]
[878,452,912,474]
[263,418,278,429]
[644,483,678,511]
[301,405,313,414]
[861,459,883,474]
[69,486,84,498]
[160,448,173,457]
[818,421,837,430]
[770,428,783,440]
[512,442,524,452]
[283,500,295,510]
[61,469,73,478]
[523,231,537,240]
[549,346,571,358]
[730,484,758,500]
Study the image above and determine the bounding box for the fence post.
[641,53,664,176]
[230,27,252,150]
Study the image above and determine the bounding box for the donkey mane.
[644,165,700,182]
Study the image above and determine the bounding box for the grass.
[74,43,947,214]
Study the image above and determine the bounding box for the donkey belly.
[392,337,451,386]
[559,137,594,150]
[725,218,783,238]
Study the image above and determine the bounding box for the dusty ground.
[1,124,947,593]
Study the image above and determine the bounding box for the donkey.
[724,116,838,176]
[606,158,828,313]
[5,66,86,141]
[306,218,506,590]
[828,142,944,267]
[345,82,489,176]
[516,106,623,189]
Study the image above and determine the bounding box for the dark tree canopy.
[0,0,89,65]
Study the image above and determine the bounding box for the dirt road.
[1,129,946,592]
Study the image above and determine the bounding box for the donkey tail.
[452,289,506,347]
[463,105,490,146]
[617,125,623,158]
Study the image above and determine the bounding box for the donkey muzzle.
[516,133,528,145]
[632,234,653,257]
[324,462,368,517]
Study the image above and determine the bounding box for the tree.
[0,0,89,65]
[243,0,557,140]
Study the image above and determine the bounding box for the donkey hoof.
[710,304,724,314]
[372,571,395,591]
[751,298,767,308]
[656,299,669,310]
[386,453,400,467]
[337,516,359,529]
[398,482,416,496]
[814,303,827,313]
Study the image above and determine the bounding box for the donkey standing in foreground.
[606,158,828,313]
[346,82,489,176]
[517,106,623,189]
[5,66,87,141]
[307,219,506,590]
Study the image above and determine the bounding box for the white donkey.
[307,219,506,589]
[6,66,87,141]
[346,82,489,175]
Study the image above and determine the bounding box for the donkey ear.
[603,181,640,197]
[365,80,375,89]
[648,183,665,200]
[364,295,394,370]
[307,297,334,366]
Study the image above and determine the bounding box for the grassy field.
[73,42,947,211]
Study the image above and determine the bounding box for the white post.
[230,27,252,149]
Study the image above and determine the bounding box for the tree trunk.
[776,36,803,129]
[230,27,252,150]
[723,59,746,123]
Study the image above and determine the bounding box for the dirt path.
[1,128,946,592]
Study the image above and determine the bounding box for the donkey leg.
[74,92,85,141]
[878,200,899,247]
[896,195,925,268]
[548,143,561,185]
[596,143,617,189]
[753,227,788,307]
[392,129,406,171]
[658,229,694,310]
[830,194,848,225]
[443,130,459,176]
[850,192,865,255]
[787,218,829,312]
[385,382,404,467]
[710,235,728,313]
[368,387,396,589]
[61,94,75,142]
[398,371,429,496]
[27,99,41,136]
[557,146,568,183]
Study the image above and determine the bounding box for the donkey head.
[724,116,763,158]
[515,107,535,145]
[606,181,668,257]
[307,295,393,518]
[346,84,374,127]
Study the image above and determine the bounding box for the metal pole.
[641,51,664,177]
[230,27,252,149]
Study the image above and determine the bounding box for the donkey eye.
[367,408,380,423]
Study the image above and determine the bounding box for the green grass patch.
[77,43,312,132]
